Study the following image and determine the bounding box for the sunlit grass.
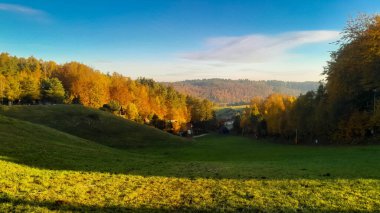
[1,160,379,212]
[1,106,380,212]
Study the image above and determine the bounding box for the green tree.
[20,75,40,103]
[41,78,65,103]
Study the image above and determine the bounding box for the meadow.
[1,105,380,212]
[213,105,248,121]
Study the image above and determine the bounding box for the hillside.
[0,107,379,211]
[1,118,379,212]
[0,114,136,172]
[0,105,185,148]
[0,53,213,134]
[165,79,318,104]
[0,81,378,213]
[0,112,184,175]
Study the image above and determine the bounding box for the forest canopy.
[238,14,380,144]
[2,14,380,143]
[0,54,213,133]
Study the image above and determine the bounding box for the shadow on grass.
[1,138,380,180]
[0,120,379,180]
[1,136,380,180]
[0,193,365,213]
[1,151,379,180]
[1,107,380,180]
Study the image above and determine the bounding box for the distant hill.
[164,79,319,104]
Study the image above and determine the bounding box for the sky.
[0,0,380,82]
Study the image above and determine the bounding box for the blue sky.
[1,0,380,81]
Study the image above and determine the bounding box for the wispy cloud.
[182,30,340,63]
[0,3,45,16]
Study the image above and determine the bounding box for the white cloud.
[88,58,327,82]
[182,30,340,63]
[0,3,45,16]
[79,30,340,82]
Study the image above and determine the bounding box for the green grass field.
[0,105,185,148]
[1,105,380,212]
[214,105,248,120]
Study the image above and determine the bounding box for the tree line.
[234,94,296,138]
[0,54,214,133]
[237,14,380,144]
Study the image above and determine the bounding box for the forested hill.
[165,79,318,104]
[0,53,214,133]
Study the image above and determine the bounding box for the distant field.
[213,105,248,120]
[213,105,249,111]
[1,106,380,212]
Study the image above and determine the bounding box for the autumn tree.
[19,74,40,103]
[41,61,58,79]
[0,53,215,135]
[125,103,139,120]
[109,73,135,106]
[0,74,5,104]
[322,14,380,142]
[261,94,294,135]
[4,76,21,105]
[56,62,110,107]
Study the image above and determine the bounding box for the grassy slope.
[0,114,161,173]
[1,106,380,212]
[0,105,185,148]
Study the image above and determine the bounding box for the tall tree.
[41,78,65,103]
